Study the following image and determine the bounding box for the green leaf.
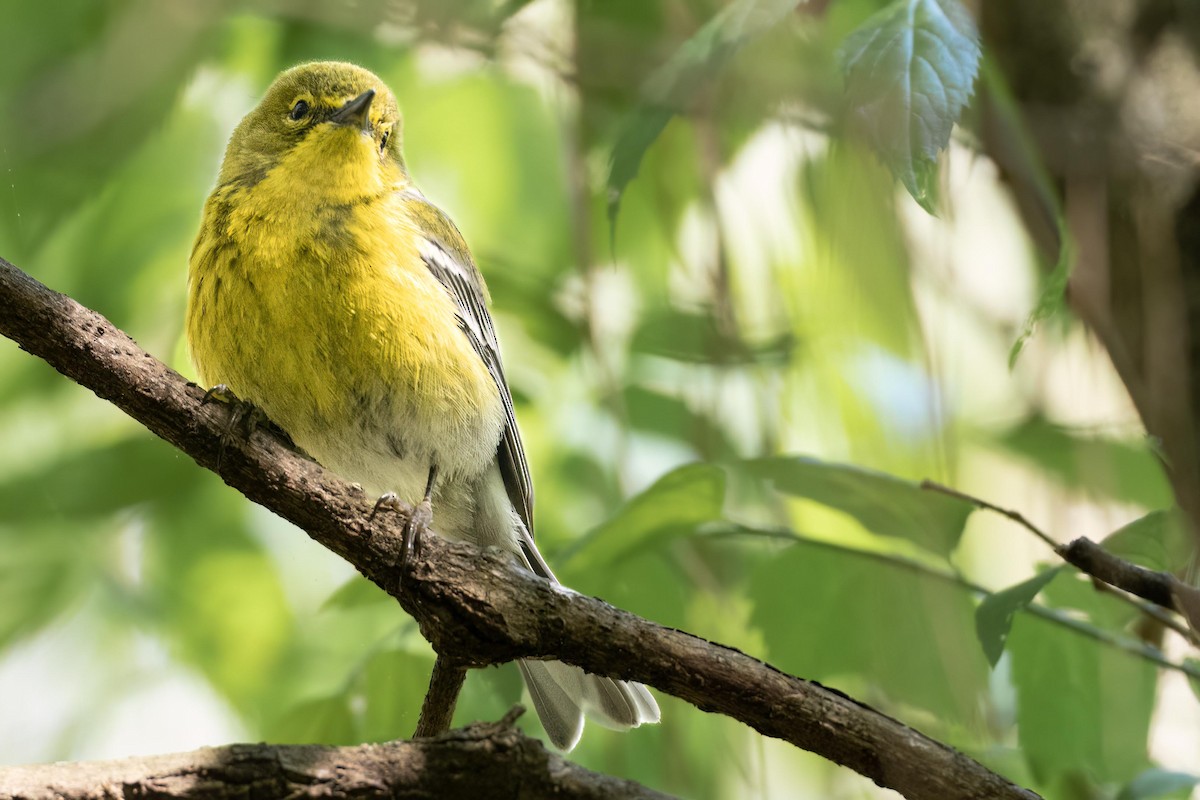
[173,549,292,705]
[1009,220,1072,368]
[1184,657,1200,703]
[359,649,437,742]
[1039,570,1141,631]
[743,456,974,557]
[993,417,1174,509]
[266,695,356,746]
[561,463,726,569]
[1008,571,1157,785]
[607,0,798,233]
[975,567,1062,667]
[838,0,981,211]
[630,308,796,365]
[975,57,1073,365]
[798,147,923,355]
[321,575,392,612]
[1101,509,1194,574]
[624,386,737,458]
[0,437,199,525]
[1118,769,1200,800]
[749,537,988,724]
[455,662,526,741]
[486,268,583,358]
[0,521,102,649]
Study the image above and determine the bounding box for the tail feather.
[518,660,584,750]
[582,673,639,729]
[518,658,660,751]
[504,502,660,749]
[627,681,662,724]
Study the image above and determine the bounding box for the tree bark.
[414,656,469,737]
[0,718,671,800]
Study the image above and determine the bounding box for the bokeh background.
[2,1,1197,798]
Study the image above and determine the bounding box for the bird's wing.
[402,191,554,580]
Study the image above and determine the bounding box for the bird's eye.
[289,100,309,121]
[380,130,390,151]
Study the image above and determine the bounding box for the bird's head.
[218,61,408,200]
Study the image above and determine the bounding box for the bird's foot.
[370,491,433,590]
[371,465,439,590]
[201,384,267,469]
[402,494,433,572]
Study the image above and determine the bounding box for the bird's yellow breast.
[186,155,504,486]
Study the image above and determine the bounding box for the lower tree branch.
[0,719,670,800]
[0,255,1040,799]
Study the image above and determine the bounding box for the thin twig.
[1092,581,1198,645]
[920,479,1058,549]
[920,480,1197,644]
[1057,537,1181,611]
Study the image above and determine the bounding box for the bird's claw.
[201,384,266,469]
[201,383,236,406]
[402,495,433,573]
[370,491,405,522]
[369,491,433,590]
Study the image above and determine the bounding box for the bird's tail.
[517,659,660,751]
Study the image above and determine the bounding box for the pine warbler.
[185,61,658,750]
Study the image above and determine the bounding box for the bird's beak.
[331,90,375,132]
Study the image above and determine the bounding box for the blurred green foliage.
[0,1,1195,798]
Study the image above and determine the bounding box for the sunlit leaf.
[0,522,102,649]
[974,59,1072,364]
[797,147,923,355]
[0,3,223,252]
[994,417,1174,509]
[975,567,1062,667]
[1009,219,1072,368]
[607,0,799,232]
[321,575,392,611]
[561,463,725,569]
[0,437,198,525]
[1038,570,1140,632]
[742,456,974,556]
[749,537,988,724]
[266,695,356,746]
[624,385,737,459]
[359,649,436,742]
[1185,657,1200,703]
[173,550,293,705]
[1101,509,1194,574]
[631,308,796,365]
[838,0,980,211]
[1008,571,1157,785]
[1117,769,1200,800]
[562,548,692,635]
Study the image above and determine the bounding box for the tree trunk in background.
[981,0,1200,555]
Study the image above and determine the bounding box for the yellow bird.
[186,61,659,750]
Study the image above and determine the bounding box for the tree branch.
[0,256,1039,800]
[414,656,469,737]
[923,480,1200,642]
[0,718,670,800]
